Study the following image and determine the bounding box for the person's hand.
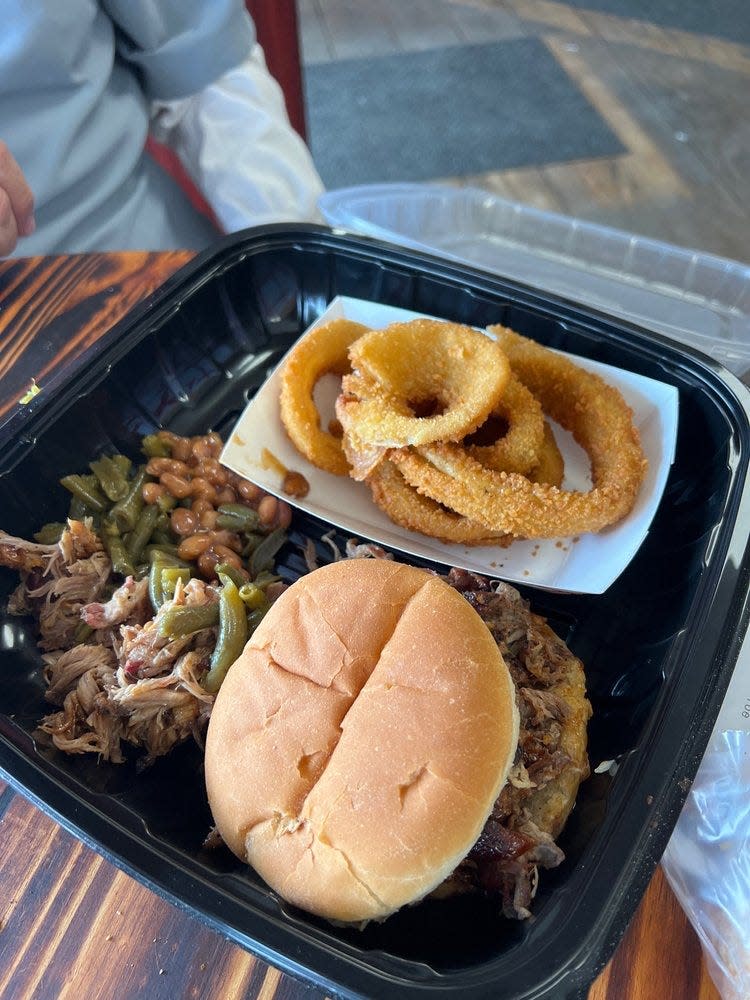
[0,142,35,256]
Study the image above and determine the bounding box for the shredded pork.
[1,520,218,765]
[447,569,589,919]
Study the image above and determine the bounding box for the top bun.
[205,558,519,923]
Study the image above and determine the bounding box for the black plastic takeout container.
[1,226,749,999]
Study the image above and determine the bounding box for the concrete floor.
[299,0,750,264]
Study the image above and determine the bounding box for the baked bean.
[216,486,237,505]
[178,533,214,560]
[276,500,293,530]
[199,508,218,530]
[157,430,180,446]
[171,507,199,536]
[197,550,219,578]
[191,437,218,461]
[171,437,192,462]
[191,498,213,517]
[204,433,223,457]
[265,581,288,602]
[238,479,263,503]
[212,544,243,569]
[142,482,165,505]
[210,529,243,553]
[160,472,192,499]
[195,458,227,486]
[190,477,218,504]
[257,494,278,527]
[146,457,191,478]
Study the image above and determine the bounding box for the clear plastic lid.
[320,183,750,377]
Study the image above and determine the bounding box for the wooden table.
[0,251,721,1000]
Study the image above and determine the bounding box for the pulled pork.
[2,521,217,766]
[446,568,590,919]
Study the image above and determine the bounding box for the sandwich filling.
[443,568,591,919]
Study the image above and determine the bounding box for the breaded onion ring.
[279,318,369,476]
[391,329,647,538]
[337,371,393,481]
[529,422,565,490]
[339,368,545,484]
[464,374,545,475]
[368,460,513,547]
[367,427,563,546]
[339,319,510,448]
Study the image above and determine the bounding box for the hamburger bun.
[205,559,519,924]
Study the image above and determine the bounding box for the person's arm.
[150,44,325,231]
[0,142,35,257]
[104,0,323,230]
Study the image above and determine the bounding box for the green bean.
[156,493,177,514]
[253,570,281,590]
[68,496,88,520]
[33,522,66,544]
[246,607,267,632]
[148,556,168,611]
[145,543,181,560]
[100,514,120,538]
[158,603,220,639]
[153,511,173,535]
[241,532,265,557]
[214,562,247,589]
[147,549,190,610]
[104,532,136,578]
[111,466,147,532]
[161,566,191,600]
[250,527,287,577]
[204,576,248,693]
[238,581,267,611]
[125,503,160,564]
[60,474,108,514]
[141,433,171,458]
[215,504,261,533]
[111,454,132,478]
[89,456,129,502]
[150,528,175,546]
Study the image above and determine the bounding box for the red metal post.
[245,0,308,140]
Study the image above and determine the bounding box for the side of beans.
[140,432,292,581]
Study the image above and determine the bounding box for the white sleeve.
[151,43,325,231]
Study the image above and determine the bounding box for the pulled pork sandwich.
[205,558,591,924]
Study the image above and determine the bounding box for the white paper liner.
[221,296,679,594]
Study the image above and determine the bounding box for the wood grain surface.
[0,250,721,1000]
[0,251,193,438]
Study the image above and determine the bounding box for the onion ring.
[391,329,647,538]
[464,374,544,475]
[338,367,546,484]
[367,425,563,546]
[339,319,510,448]
[279,318,368,476]
[529,422,565,490]
[336,371,394,481]
[367,460,513,547]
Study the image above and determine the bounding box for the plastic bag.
[662,637,750,1000]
